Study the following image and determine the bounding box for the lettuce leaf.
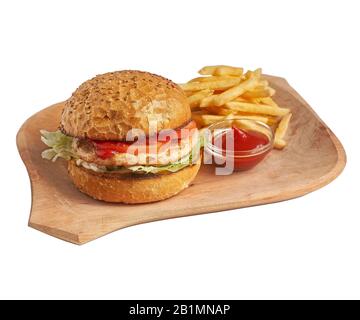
[40,130,75,161]
[127,154,191,174]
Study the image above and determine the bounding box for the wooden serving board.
[17,75,346,245]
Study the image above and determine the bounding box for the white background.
[0,0,359,300]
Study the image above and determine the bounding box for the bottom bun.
[67,158,201,203]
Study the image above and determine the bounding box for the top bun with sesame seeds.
[60,70,191,140]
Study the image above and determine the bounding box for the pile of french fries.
[179,65,292,149]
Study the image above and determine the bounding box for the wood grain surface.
[17,75,346,244]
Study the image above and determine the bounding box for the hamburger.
[40,70,201,203]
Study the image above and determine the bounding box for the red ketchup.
[213,125,271,171]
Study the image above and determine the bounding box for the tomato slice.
[92,121,197,160]
[92,141,131,159]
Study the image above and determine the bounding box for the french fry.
[259,97,279,107]
[235,112,278,126]
[187,89,214,109]
[191,111,207,127]
[242,87,275,99]
[205,106,276,124]
[189,76,210,83]
[213,66,244,76]
[232,115,271,124]
[225,101,290,117]
[179,77,240,91]
[204,106,232,115]
[210,76,260,107]
[198,65,243,76]
[189,76,237,83]
[200,114,228,126]
[233,119,272,139]
[244,68,262,80]
[200,79,258,108]
[234,96,249,103]
[274,139,287,149]
[198,65,226,75]
[250,97,278,106]
[200,114,271,126]
[258,79,269,87]
[199,95,217,108]
[274,113,292,149]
